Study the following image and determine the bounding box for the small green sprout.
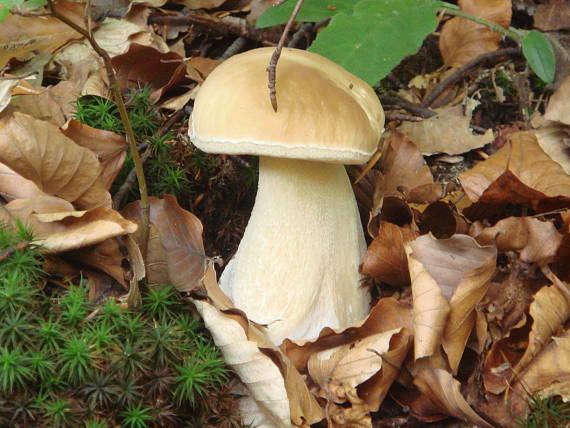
[0,347,33,394]
[120,402,153,428]
[143,284,179,321]
[58,335,96,386]
[42,398,77,428]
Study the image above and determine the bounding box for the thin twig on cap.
[267,0,305,112]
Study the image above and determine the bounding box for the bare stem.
[47,0,150,260]
[267,0,305,112]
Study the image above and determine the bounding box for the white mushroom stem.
[220,156,370,344]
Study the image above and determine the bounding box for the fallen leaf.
[123,195,207,292]
[413,369,494,427]
[0,163,45,201]
[0,112,111,209]
[70,238,127,287]
[533,123,570,174]
[406,234,497,371]
[510,329,570,418]
[0,0,85,69]
[534,0,570,31]
[361,221,418,287]
[471,217,563,264]
[460,131,570,208]
[545,75,570,125]
[175,0,227,9]
[8,81,80,126]
[187,57,222,82]
[419,201,469,239]
[0,79,19,113]
[62,120,127,189]
[398,105,494,155]
[111,44,190,102]
[439,0,512,69]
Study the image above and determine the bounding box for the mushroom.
[189,47,384,344]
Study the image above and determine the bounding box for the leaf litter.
[1,0,570,426]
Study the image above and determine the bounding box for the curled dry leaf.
[406,234,497,371]
[0,79,19,114]
[419,201,469,239]
[70,238,127,287]
[62,120,127,189]
[0,112,111,209]
[361,221,418,287]
[533,123,570,174]
[0,0,85,69]
[175,0,227,10]
[398,105,494,155]
[123,195,207,292]
[8,81,80,126]
[471,216,563,264]
[545,75,570,125]
[193,264,324,428]
[535,0,570,31]
[111,44,190,102]
[460,131,570,207]
[510,329,570,417]
[439,0,512,69]
[0,163,45,201]
[413,369,494,427]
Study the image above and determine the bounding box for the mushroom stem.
[220,156,370,344]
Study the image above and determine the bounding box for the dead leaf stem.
[267,0,305,112]
[47,0,150,261]
[421,47,522,108]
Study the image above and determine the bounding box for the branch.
[267,0,305,112]
[48,0,150,262]
[421,47,522,108]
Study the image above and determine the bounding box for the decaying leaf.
[361,221,418,287]
[398,105,494,155]
[413,369,494,427]
[510,329,570,417]
[535,0,570,31]
[471,216,563,264]
[533,123,570,174]
[545,75,570,125]
[62,120,127,189]
[439,0,512,69]
[0,163,45,201]
[123,195,207,292]
[460,131,570,207]
[0,0,85,69]
[0,112,111,209]
[406,234,497,371]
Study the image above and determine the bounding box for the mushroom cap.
[189,47,385,164]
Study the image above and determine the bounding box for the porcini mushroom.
[189,47,384,344]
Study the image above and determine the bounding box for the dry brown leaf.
[0,0,85,69]
[0,79,19,113]
[0,112,111,209]
[545,75,570,125]
[510,329,570,417]
[361,221,418,287]
[534,123,570,174]
[308,329,401,397]
[111,44,189,102]
[62,120,127,189]
[439,0,512,69]
[419,201,469,239]
[187,57,222,82]
[471,217,563,264]
[123,195,207,292]
[535,0,570,31]
[460,131,570,206]
[70,238,127,287]
[514,285,570,375]
[413,369,494,427]
[398,105,494,155]
[8,81,80,126]
[327,386,372,428]
[175,0,227,9]
[0,196,74,234]
[406,234,497,371]
[0,163,45,201]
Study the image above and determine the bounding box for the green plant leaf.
[256,0,354,28]
[521,30,555,83]
[308,0,442,85]
[0,7,9,21]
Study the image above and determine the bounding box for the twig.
[267,0,305,111]
[149,14,281,44]
[48,0,150,263]
[379,95,437,118]
[113,149,153,209]
[385,113,423,122]
[287,22,313,48]
[421,47,522,108]
[0,242,30,263]
[218,36,247,60]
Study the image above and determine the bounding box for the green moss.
[0,222,233,426]
[517,395,570,428]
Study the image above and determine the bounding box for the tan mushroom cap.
[190,47,385,164]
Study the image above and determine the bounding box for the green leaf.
[256,0,354,28]
[25,0,48,8]
[521,30,555,83]
[308,0,442,86]
[0,6,10,22]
